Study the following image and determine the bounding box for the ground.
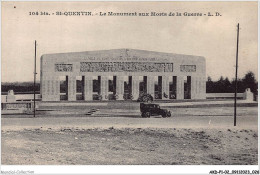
[2,127,258,165]
[1,100,258,165]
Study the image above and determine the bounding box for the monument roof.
[41,48,205,62]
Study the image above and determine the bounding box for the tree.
[206,72,258,94]
[215,76,226,93]
[231,78,245,93]
[242,71,257,94]
[224,77,232,93]
[206,76,214,93]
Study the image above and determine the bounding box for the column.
[41,76,48,101]
[147,76,154,98]
[84,76,93,101]
[46,79,51,100]
[176,76,184,100]
[191,76,197,99]
[200,76,206,99]
[68,76,76,101]
[132,76,139,100]
[195,76,205,100]
[52,76,60,101]
[42,76,59,101]
[116,76,124,100]
[196,77,200,99]
[101,76,109,100]
[162,76,169,99]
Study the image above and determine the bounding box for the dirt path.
[1,128,258,165]
[1,114,258,131]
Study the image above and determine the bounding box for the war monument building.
[40,49,206,101]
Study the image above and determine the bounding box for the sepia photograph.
[1,1,258,174]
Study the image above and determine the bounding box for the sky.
[1,1,258,82]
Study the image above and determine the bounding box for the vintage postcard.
[1,1,258,174]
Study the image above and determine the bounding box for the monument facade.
[40,49,206,101]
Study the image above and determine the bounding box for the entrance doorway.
[154,76,162,99]
[59,76,68,100]
[108,76,117,100]
[76,76,84,100]
[93,76,101,100]
[169,76,177,99]
[123,76,132,100]
[184,76,191,99]
[139,76,147,96]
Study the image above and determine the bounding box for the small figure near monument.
[243,88,254,101]
[6,90,16,102]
